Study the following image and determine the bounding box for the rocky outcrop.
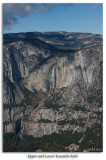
[3,32,103,138]
[3,39,53,82]
[3,81,24,104]
[24,44,102,95]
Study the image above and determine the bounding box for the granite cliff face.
[3,32,102,139]
[3,39,56,82]
[24,44,102,94]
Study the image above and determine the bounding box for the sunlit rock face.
[23,56,75,93]
[3,39,52,82]
[3,32,103,138]
[24,44,102,95]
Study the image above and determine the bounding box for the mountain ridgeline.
[3,32,103,152]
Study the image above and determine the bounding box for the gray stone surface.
[3,35,103,137]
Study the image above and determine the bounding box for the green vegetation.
[3,130,82,152]
[79,123,103,152]
[3,104,11,109]
[3,74,10,82]
[18,81,37,106]
[58,120,69,125]
[38,119,52,123]
[3,133,21,152]
[44,98,61,110]
[43,87,66,110]
[58,119,76,125]
[87,89,102,105]
[58,118,85,127]
[78,110,103,152]
[73,105,87,111]
[3,123,102,152]
[3,102,27,109]
[51,90,63,101]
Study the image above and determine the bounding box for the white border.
[0,0,105,160]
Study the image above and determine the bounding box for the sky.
[3,3,103,35]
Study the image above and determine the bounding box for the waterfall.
[48,64,56,94]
